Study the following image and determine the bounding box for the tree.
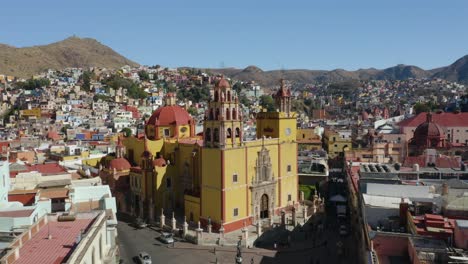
[187,107,198,116]
[138,70,150,81]
[259,95,275,112]
[121,128,132,137]
[413,102,432,114]
[15,78,50,90]
[81,71,95,91]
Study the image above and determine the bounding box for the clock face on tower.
[285,128,291,136]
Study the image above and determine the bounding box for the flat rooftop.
[15,214,96,264]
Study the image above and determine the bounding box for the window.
[288,194,292,201]
[232,174,238,183]
[166,178,172,188]
[164,129,170,137]
[334,144,338,148]
[233,208,238,216]
[287,165,291,172]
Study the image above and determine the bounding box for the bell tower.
[256,79,296,142]
[274,79,292,116]
[203,77,243,148]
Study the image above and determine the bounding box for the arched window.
[235,127,240,138]
[226,108,230,120]
[214,128,219,142]
[214,90,219,102]
[232,108,237,120]
[215,108,220,120]
[227,128,232,138]
[227,91,231,101]
[205,128,211,142]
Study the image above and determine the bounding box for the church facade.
[116,78,298,232]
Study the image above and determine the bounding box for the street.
[117,213,356,264]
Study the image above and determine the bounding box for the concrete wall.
[64,212,117,264]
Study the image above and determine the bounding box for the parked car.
[137,251,152,264]
[158,232,174,244]
[134,218,147,229]
[339,225,348,236]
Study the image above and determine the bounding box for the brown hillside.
[0,37,138,78]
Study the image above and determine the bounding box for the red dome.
[216,78,231,89]
[108,158,131,171]
[412,113,445,147]
[147,105,192,126]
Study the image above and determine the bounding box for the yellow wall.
[83,157,101,167]
[256,112,297,142]
[124,137,164,166]
[20,108,41,118]
[184,195,200,222]
[201,148,222,222]
[223,147,248,223]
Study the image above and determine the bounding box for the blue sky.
[1,0,468,70]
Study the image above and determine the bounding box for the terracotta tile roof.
[15,218,94,264]
[8,193,36,206]
[26,163,67,175]
[398,112,468,128]
[0,209,35,218]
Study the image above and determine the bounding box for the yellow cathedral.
[117,78,298,232]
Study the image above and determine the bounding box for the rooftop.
[14,214,96,264]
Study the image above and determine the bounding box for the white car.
[137,252,152,264]
[339,225,348,236]
[158,232,174,244]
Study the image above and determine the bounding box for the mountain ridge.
[0,36,138,78]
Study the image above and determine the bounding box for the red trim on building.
[296,143,299,201]
[245,147,249,218]
[222,216,253,233]
[221,151,225,222]
[278,144,282,206]
[200,148,203,217]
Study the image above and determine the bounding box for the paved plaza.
[117,212,358,264]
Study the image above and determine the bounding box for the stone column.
[183,216,188,237]
[270,208,275,226]
[160,209,165,229]
[292,207,297,226]
[196,221,203,245]
[280,211,286,226]
[139,199,144,219]
[242,227,249,248]
[148,199,154,223]
[256,221,262,237]
[171,212,177,230]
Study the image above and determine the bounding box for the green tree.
[15,78,50,90]
[138,70,150,81]
[187,107,198,116]
[413,102,432,114]
[260,95,276,112]
[81,70,95,92]
[120,128,132,137]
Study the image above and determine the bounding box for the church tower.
[256,79,296,142]
[274,79,292,116]
[203,77,243,148]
